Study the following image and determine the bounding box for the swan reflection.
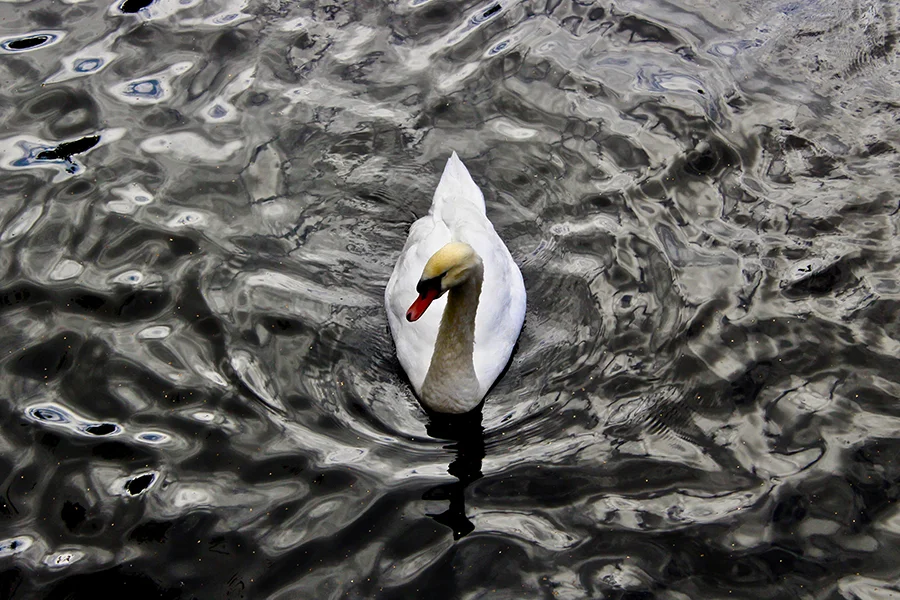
[423,407,485,539]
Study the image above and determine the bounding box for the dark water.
[1,0,899,598]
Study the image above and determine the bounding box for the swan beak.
[406,288,439,322]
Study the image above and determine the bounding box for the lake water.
[1,0,899,598]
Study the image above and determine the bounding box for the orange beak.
[406,288,439,321]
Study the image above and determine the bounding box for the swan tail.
[430,152,486,218]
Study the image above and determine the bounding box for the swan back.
[430,152,486,219]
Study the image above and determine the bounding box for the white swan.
[385,152,526,413]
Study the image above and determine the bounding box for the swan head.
[406,242,482,322]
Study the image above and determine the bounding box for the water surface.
[1,0,899,598]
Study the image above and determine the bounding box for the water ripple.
[0,0,899,597]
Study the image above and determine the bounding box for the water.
[1,0,899,597]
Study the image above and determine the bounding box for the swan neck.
[421,264,483,413]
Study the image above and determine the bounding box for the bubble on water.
[441,1,512,48]
[109,62,193,105]
[210,11,252,25]
[26,404,127,440]
[107,185,153,213]
[0,536,33,557]
[27,405,71,424]
[0,31,65,53]
[126,79,163,100]
[201,102,234,123]
[710,43,738,57]
[471,2,503,25]
[112,0,202,19]
[43,550,84,568]
[708,39,762,59]
[137,325,171,340]
[119,0,154,14]
[112,270,144,285]
[111,183,154,208]
[125,472,157,495]
[168,211,205,227]
[45,37,117,83]
[82,423,121,436]
[488,39,509,55]
[136,431,171,444]
[75,58,103,72]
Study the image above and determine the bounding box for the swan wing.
[473,235,526,395]
[432,156,526,395]
[450,214,526,396]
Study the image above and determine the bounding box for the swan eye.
[416,275,443,294]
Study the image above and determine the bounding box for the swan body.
[385,152,526,413]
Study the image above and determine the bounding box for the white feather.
[385,152,526,402]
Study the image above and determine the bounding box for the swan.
[385,152,526,413]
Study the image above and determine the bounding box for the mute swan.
[385,152,526,413]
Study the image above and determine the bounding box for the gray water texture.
[0,0,899,598]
